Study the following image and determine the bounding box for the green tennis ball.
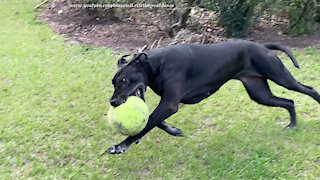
[108,96,149,136]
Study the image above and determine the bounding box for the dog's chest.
[149,77,164,96]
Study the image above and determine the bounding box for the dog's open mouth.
[130,86,145,100]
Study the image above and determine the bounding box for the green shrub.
[219,0,256,37]
[315,0,320,22]
[286,0,317,36]
[202,0,318,37]
[203,0,257,38]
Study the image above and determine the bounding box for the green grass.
[1,0,320,179]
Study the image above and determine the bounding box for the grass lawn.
[1,0,320,179]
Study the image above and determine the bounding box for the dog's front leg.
[105,98,180,154]
[157,121,184,137]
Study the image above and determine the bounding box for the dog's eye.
[120,78,127,83]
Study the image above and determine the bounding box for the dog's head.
[110,53,149,107]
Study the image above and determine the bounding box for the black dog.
[106,40,320,154]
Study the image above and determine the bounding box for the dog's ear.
[117,54,130,67]
[133,53,148,63]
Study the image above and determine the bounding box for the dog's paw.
[167,126,184,137]
[285,123,297,130]
[104,145,128,155]
[135,137,141,144]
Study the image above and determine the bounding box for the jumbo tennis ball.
[108,96,149,136]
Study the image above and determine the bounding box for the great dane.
[106,40,320,154]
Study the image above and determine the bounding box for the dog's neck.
[141,61,155,87]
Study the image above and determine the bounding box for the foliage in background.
[286,0,317,36]
[202,0,319,37]
[79,0,319,37]
[317,0,320,22]
[202,0,257,37]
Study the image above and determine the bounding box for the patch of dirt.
[39,0,320,54]
[250,22,320,49]
[40,0,170,53]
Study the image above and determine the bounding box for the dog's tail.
[264,43,300,69]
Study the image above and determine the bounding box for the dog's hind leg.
[240,76,297,128]
[272,77,320,105]
[296,83,320,104]
[257,55,320,104]
[157,121,184,137]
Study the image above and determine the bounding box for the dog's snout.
[110,98,119,107]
